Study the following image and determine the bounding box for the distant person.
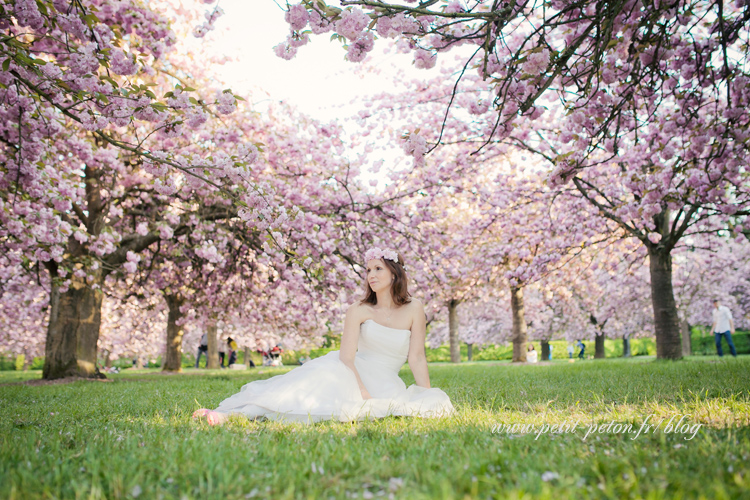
[548,344,553,361]
[527,344,538,363]
[219,342,226,368]
[711,300,737,357]
[226,337,239,367]
[567,344,574,359]
[576,340,586,360]
[195,332,208,368]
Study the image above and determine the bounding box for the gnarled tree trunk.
[589,314,606,359]
[595,333,606,359]
[680,318,692,357]
[163,294,186,372]
[510,286,527,362]
[206,324,220,369]
[541,340,550,361]
[448,299,460,363]
[43,269,104,380]
[648,246,682,359]
[467,343,473,361]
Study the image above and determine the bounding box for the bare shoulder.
[408,297,424,308]
[346,302,370,322]
[406,298,425,316]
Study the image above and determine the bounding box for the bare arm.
[407,300,431,388]
[339,304,372,399]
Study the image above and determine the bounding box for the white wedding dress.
[213,320,455,423]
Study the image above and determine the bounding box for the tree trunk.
[104,349,112,368]
[467,343,473,361]
[510,286,527,362]
[623,337,631,357]
[163,294,186,372]
[43,270,105,380]
[648,246,682,359]
[541,340,550,361]
[680,318,692,357]
[448,299,460,363]
[243,347,251,368]
[595,332,606,359]
[206,324,219,369]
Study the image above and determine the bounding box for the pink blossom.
[216,92,236,115]
[335,8,370,41]
[14,0,45,30]
[285,4,309,31]
[110,49,138,76]
[365,247,398,262]
[523,49,550,75]
[346,32,375,62]
[185,109,208,129]
[274,41,298,60]
[309,10,333,34]
[159,226,174,240]
[414,49,437,70]
[445,1,464,14]
[288,33,310,48]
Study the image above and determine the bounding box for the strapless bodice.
[355,320,411,372]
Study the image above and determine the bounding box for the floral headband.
[365,247,399,263]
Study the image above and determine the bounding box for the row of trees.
[279,0,750,359]
[1,1,749,378]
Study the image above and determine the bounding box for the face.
[366,259,394,294]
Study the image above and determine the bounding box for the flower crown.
[365,247,399,263]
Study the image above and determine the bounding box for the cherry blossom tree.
[0,0,288,379]
[280,1,750,359]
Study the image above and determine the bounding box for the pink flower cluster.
[193,5,225,38]
[346,32,375,62]
[400,132,428,167]
[376,14,419,38]
[365,247,399,263]
[285,3,309,31]
[414,49,437,70]
[335,8,370,41]
[523,48,550,75]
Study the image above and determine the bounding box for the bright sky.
[208,0,416,123]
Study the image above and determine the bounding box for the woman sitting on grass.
[193,248,455,425]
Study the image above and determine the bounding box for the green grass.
[1,357,749,499]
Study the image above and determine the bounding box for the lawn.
[1,357,748,499]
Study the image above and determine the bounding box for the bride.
[192,247,455,425]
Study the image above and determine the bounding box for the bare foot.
[206,411,228,426]
[192,408,211,419]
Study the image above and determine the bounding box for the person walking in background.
[711,299,737,357]
[195,332,208,368]
[219,342,226,368]
[226,337,238,367]
[576,340,586,360]
[567,343,574,359]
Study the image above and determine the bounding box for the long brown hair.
[361,254,411,306]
